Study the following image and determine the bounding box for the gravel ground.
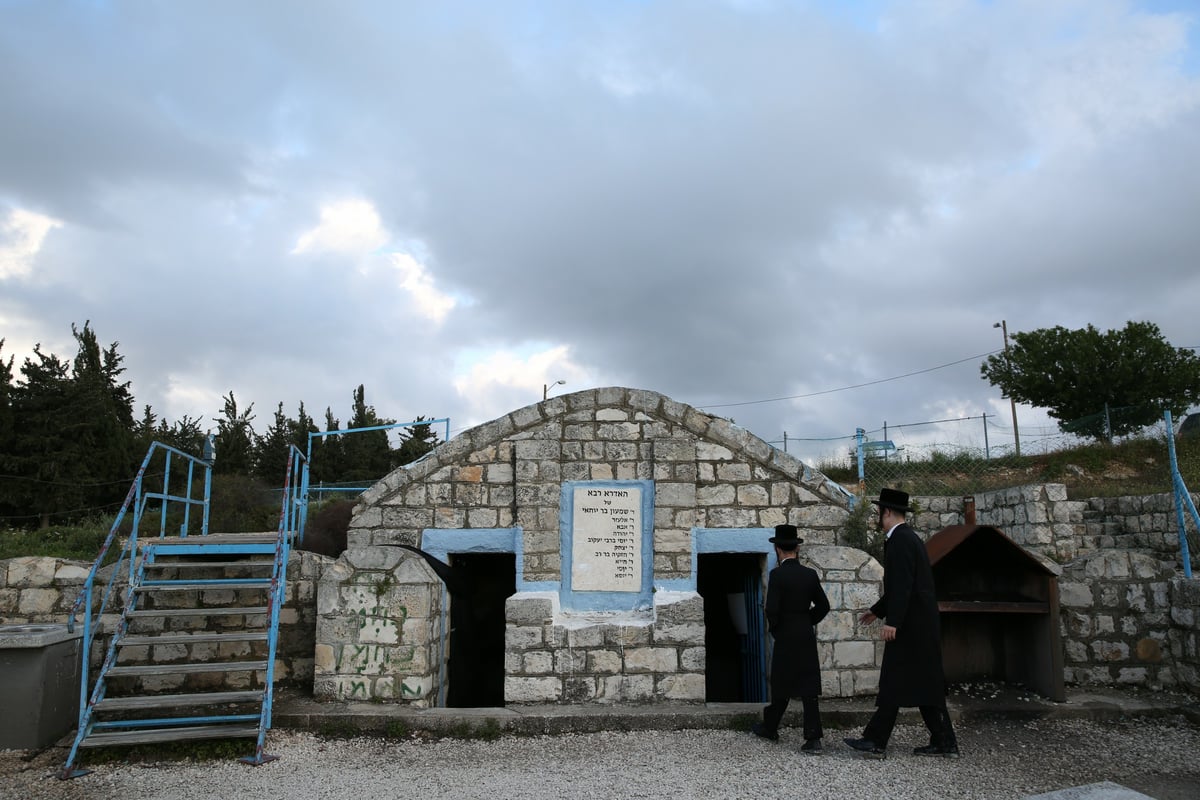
[4,716,1199,800]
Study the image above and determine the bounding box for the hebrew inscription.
[571,486,642,592]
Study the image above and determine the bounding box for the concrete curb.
[271,687,1200,738]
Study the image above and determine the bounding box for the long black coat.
[870,523,946,707]
[766,558,831,699]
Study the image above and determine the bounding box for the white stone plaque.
[571,486,642,592]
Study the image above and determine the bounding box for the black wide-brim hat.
[769,523,804,545]
[872,487,913,513]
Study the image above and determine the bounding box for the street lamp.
[994,321,1021,457]
[543,379,565,400]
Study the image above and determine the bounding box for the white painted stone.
[658,673,705,700]
[624,647,678,673]
[506,676,562,703]
[833,640,876,667]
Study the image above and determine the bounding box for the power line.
[698,350,1000,410]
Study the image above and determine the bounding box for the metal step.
[126,606,269,618]
[145,533,280,546]
[106,660,268,678]
[145,560,273,570]
[135,580,271,592]
[119,631,268,647]
[79,724,261,748]
[95,690,264,712]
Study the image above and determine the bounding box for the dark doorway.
[446,553,515,707]
[697,553,767,702]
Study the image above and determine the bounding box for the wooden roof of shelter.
[925,524,1062,577]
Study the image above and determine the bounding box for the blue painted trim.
[682,527,777,591]
[559,480,655,612]
[421,526,527,585]
[420,527,525,709]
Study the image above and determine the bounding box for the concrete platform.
[272,684,1200,738]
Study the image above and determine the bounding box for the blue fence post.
[1164,411,1196,579]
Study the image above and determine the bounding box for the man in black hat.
[844,488,959,759]
[751,524,830,752]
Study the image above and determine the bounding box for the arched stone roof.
[357,386,853,511]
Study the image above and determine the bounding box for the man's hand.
[881,624,897,641]
[859,611,877,625]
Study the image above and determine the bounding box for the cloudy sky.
[2,0,1198,468]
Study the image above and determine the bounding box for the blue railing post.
[202,433,215,535]
[853,427,866,509]
[1165,411,1196,579]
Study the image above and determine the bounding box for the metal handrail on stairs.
[60,439,307,778]
[242,444,308,766]
[65,439,217,716]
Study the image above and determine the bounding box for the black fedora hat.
[872,487,912,513]
[769,523,804,545]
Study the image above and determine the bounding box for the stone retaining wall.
[0,551,325,689]
[914,484,1199,694]
[914,485,1198,569]
[1057,550,1177,688]
[1168,577,1200,694]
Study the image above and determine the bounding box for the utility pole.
[994,320,1021,457]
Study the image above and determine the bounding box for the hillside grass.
[818,431,1200,500]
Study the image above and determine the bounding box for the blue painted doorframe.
[657,528,775,703]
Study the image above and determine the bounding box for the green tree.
[135,405,206,456]
[341,384,394,482]
[254,402,317,483]
[254,402,294,483]
[395,415,440,465]
[1,325,139,526]
[310,408,346,485]
[8,345,85,527]
[213,391,256,475]
[981,321,1200,441]
[0,340,16,521]
[68,323,137,510]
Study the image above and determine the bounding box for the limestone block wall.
[914,484,1087,563]
[503,591,708,704]
[313,547,445,705]
[914,485,1198,570]
[0,552,324,690]
[349,387,855,582]
[1168,577,1200,694]
[807,545,886,697]
[1057,550,1178,688]
[1081,493,1199,568]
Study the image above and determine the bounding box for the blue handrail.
[1165,411,1197,579]
[65,437,217,731]
[245,443,307,765]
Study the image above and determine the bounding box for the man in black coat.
[844,488,959,759]
[751,524,831,752]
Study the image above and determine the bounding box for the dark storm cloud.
[1,1,1197,465]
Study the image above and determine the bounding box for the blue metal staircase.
[61,441,307,778]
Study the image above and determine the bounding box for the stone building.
[315,387,886,707]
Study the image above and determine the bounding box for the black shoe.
[800,738,822,754]
[843,737,886,759]
[913,742,960,758]
[751,723,779,742]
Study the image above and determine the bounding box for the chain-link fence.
[812,405,1200,500]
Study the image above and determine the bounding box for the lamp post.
[543,379,565,400]
[993,320,1021,457]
